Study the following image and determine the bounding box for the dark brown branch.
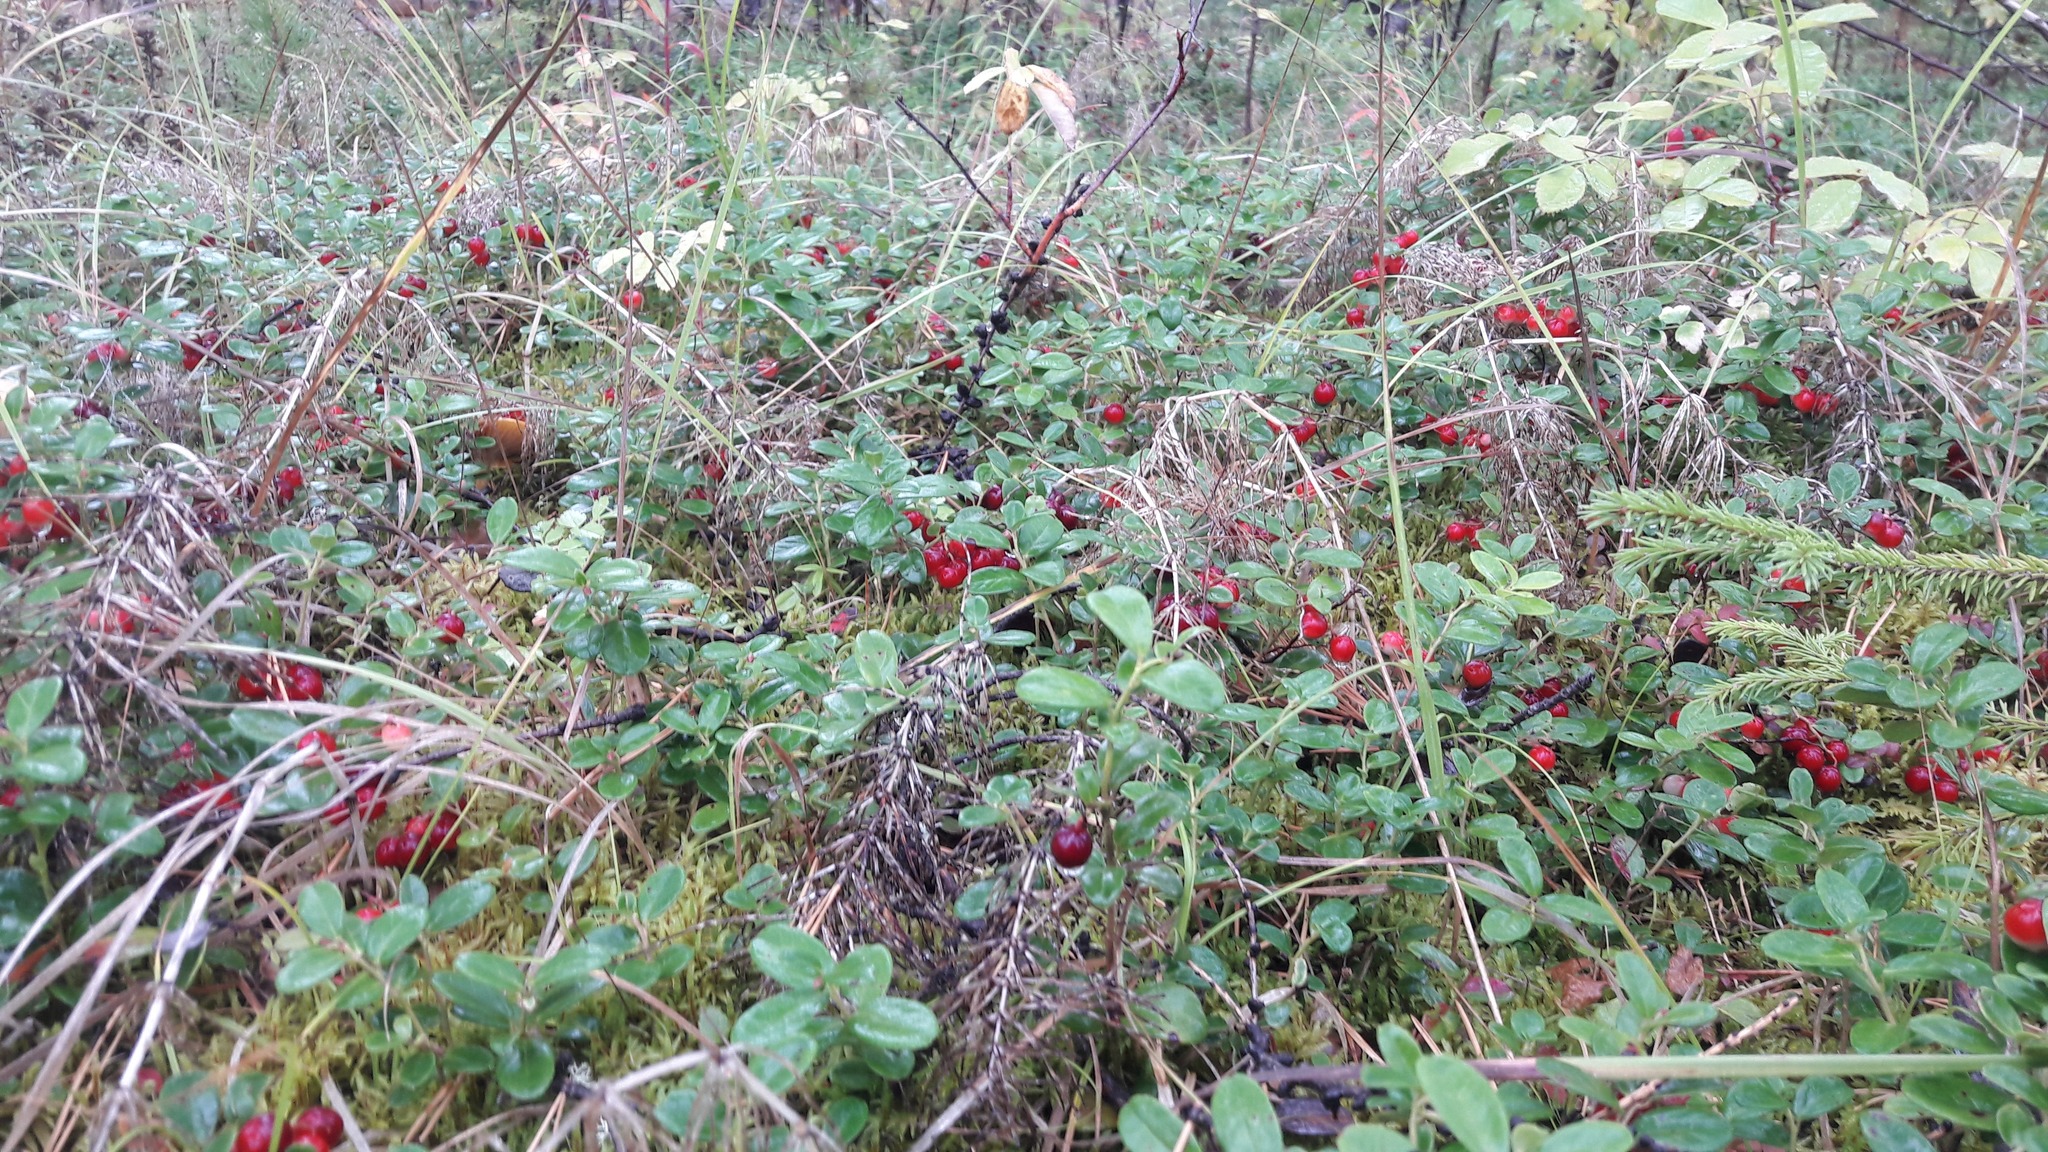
[1807,4,2048,133]
[893,97,1011,228]
[1485,670,1596,732]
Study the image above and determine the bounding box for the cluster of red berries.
[1493,300,1581,339]
[364,193,400,213]
[2,496,74,546]
[236,660,325,703]
[1352,252,1407,286]
[86,604,137,634]
[1046,490,1089,530]
[1902,758,1963,803]
[394,273,429,300]
[920,537,1019,589]
[375,806,461,870]
[465,236,491,267]
[1738,713,1848,793]
[1515,677,1574,718]
[161,771,239,816]
[1158,567,1239,633]
[180,331,230,373]
[512,222,548,246]
[924,347,966,372]
[274,465,306,505]
[234,1107,345,1152]
[1662,125,1717,152]
[299,729,397,826]
[85,340,130,367]
[1443,520,1485,546]
[1787,366,1839,414]
[1863,511,1907,549]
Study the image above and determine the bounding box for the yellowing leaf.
[1922,232,1970,269]
[1657,0,1728,28]
[1793,1,1875,27]
[995,80,1029,135]
[962,64,1007,93]
[1805,179,1861,232]
[1701,177,1759,207]
[1968,247,2018,301]
[1438,133,1512,178]
[1659,193,1709,232]
[1535,165,1589,213]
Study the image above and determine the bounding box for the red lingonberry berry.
[1049,822,1093,868]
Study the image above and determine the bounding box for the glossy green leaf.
[1210,1075,1283,1152]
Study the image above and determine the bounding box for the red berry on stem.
[435,610,466,642]
[936,562,967,589]
[980,485,1004,511]
[298,730,337,755]
[236,673,269,700]
[1904,763,1932,794]
[1792,388,1818,413]
[1312,379,1337,406]
[285,664,325,701]
[1796,744,1827,771]
[1328,634,1357,662]
[1741,717,1766,740]
[1290,418,1316,444]
[1102,403,1127,426]
[1814,764,1842,793]
[1529,745,1557,771]
[1933,777,1961,803]
[621,288,644,311]
[1049,822,1093,868]
[2007,898,2048,951]
[291,1108,346,1149]
[1300,607,1329,641]
[234,1115,277,1152]
[1461,660,1493,689]
[1395,229,1420,249]
[1377,630,1407,657]
[1345,306,1367,329]
[1445,521,1471,544]
[1865,513,1905,549]
[21,498,56,533]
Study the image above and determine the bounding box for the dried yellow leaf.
[995,80,1029,135]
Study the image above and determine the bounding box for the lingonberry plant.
[3,0,2047,1148]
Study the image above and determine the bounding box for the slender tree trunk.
[1243,12,1257,137]
[1476,24,1500,104]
